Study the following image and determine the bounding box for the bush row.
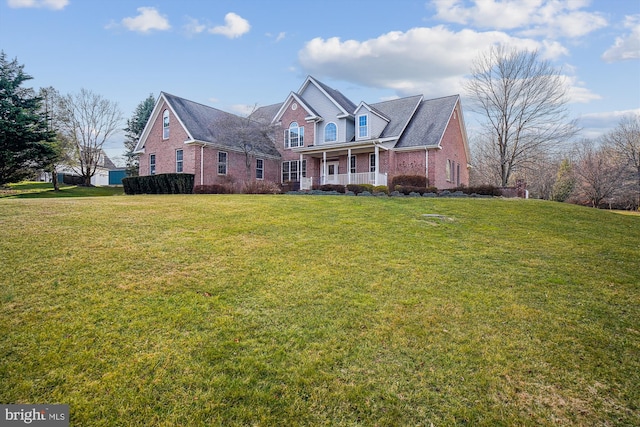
[194,181,282,194]
[123,174,194,195]
[390,175,428,188]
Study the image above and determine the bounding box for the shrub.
[453,185,501,196]
[193,184,234,194]
[123,174,194,195]
[346,184,375,194]
[373,185,389,194]
[395,185,428,195]
[242,181,282,194]
[312,184,345,193]
[391,175,428,188]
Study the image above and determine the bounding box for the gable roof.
[394,95,460,149]
[366,95,423,139]
[135,92,280,159]
[306,76,357,115]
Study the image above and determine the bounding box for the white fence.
[300,172,388,190]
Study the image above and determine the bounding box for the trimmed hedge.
[346,184,375,194]
[312,184,346,193]
[391,175,428,188]
[453,185,502,196]
[123,174,194,195]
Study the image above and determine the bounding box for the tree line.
[1,48,637,210]
[466,46,639,210]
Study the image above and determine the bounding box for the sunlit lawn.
[1,181,123,198]
[0,195,638,425]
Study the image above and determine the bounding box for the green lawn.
[1,181,124,198]
[0,195,638,426]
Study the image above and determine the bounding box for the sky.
[1,0,639,164]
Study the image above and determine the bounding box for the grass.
[0,195,638,426]
[0,181,124,198]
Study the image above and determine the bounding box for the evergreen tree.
[0,51,56,186]
[123,94,155,176]
[551,159,576,202]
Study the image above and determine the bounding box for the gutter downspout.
[200,144,204,186]
[425,148,429,186]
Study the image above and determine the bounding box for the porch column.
[299,153,304,188]
[323,151,327,185]
[347,148,352,185]
[374,144,380,186]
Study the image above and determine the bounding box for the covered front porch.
[294,140,388,190]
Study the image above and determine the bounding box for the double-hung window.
[358,114,368,139]
[150,154,156,175]
[176,149,183,173]
[163,110,170,139]
[256,159,264,180]
[369,153,376,173]
[282,160,305,182]
[284,122,304,148]
[350,155,356,174]
[218,151,227,175]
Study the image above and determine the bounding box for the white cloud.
[210,12,250,39]
[7,0,68,10]
[299,26,572,98]
[560,75,601,104]
[578,108,640,138]
[184,17,207,36]
[430,0,607,39]
[121,7,171,34]
[276,32,286,42]
[602,15,640,62]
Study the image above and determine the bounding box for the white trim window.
[218,151,227,175]
[284,122,304,148]
[350,155,356,174]
[369,153,376,172]
[256,158,264,180]
[324,122,337,143]
[358,114,368,139]
[176,149,183,173]
[163,109,170,139]
[282,160,305,182]
[446,159,452,182]
[150,154,156,175]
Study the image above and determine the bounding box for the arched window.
[162,110,170,139]
[284,122,304,148]
[324,122,337,142]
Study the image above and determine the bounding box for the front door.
[325,161,339,184]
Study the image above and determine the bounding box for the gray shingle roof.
[163,92,280,158]
[394,95,459,149]
[369,95,423,139]
[312,78,357,114]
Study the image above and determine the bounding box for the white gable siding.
[354,105,387,140]
[300,83,346,145]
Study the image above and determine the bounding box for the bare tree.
[465,46,578,187]
[57,89,123,186]
[602,114,640,210]
[572,139,624,208]
[39,87,75,191]
[210,105,275,184]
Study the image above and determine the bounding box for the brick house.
[134,76,470,190]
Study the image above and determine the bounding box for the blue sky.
[1,0,639,163]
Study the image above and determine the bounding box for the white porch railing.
[300,172,387,190]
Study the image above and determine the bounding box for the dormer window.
[324,122,337,143]
[162,109,170,139]
[284,122,304,148]
[358,114,368,139]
